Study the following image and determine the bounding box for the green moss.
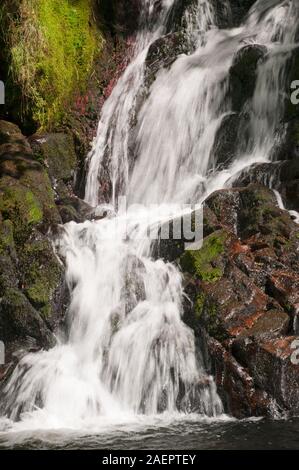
[0,184,43,226]
[3,0,103,129]
[21,239,62,317]
[180,230,227,283]
[0,219,15,254]
[35,134,77,182]
[195,293,206,318]
[25,191,43,223]
[193,292,227,341]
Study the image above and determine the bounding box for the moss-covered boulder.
[0,121,66,368]
[30,133,78,199]
[180,230,227,283]
[0,288,54,350]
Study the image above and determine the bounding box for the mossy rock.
[0,121,24,145]
[0,287,54,347]
[0,179,43,226]
[0,219,15,256]
[180,230,227,283]
[237,185,292,240]
[0,170,60,232]
[30,133,77,183]
[183,290,228,342]
[0,121,60,230]
[19,237,63,318]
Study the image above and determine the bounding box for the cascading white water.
[85,0,176,207]
[1,0,298,431]
[128,0,299,205]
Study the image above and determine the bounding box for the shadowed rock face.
[166,0,257,32]
[175,185,299,418]
[229,45,267,112]
[0,122,69,375]
[99,0,142,36]
[232,159,299,212]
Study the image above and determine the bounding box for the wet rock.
[0,288,55,351]
[0,121,28,146]
[232,161,281,189]
[212,113,243,168]
[180,184,299,417]
[206,334,273,418]
[153,209,204,263]
[232,336,299,414]
[145,32,189,87]
[122,255,146,315]
[99,0,142,36]
[229,45,267,112]
[229,0,257,26]
[232,160,299,211]
[57,196,93,224]
[165,0,199,33]
[29,133,78,201]
[166,0,255,32]
[205,189,241,234]
[266,271,299,319]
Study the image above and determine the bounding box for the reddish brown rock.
[181,184,299,417]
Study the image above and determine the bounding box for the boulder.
[232,159,299,211]
[29,133,78,201]
[229,45,267,112]
[145,32,189,87]
[212,113,244,168]
[232,336,299,413]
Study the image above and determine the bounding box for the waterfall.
[85,0,176,206]
[1,0,298,430]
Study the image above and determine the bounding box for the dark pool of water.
[0,416,299,450]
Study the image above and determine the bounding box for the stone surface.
[179,184,299,417]
[229,45,267,112]
[0,122,67,373]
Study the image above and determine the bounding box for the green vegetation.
[0,219,14,255]
[180,230,227,283]
[0,184,43,226]
[1,0,103,129]
[21,239,63,317]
